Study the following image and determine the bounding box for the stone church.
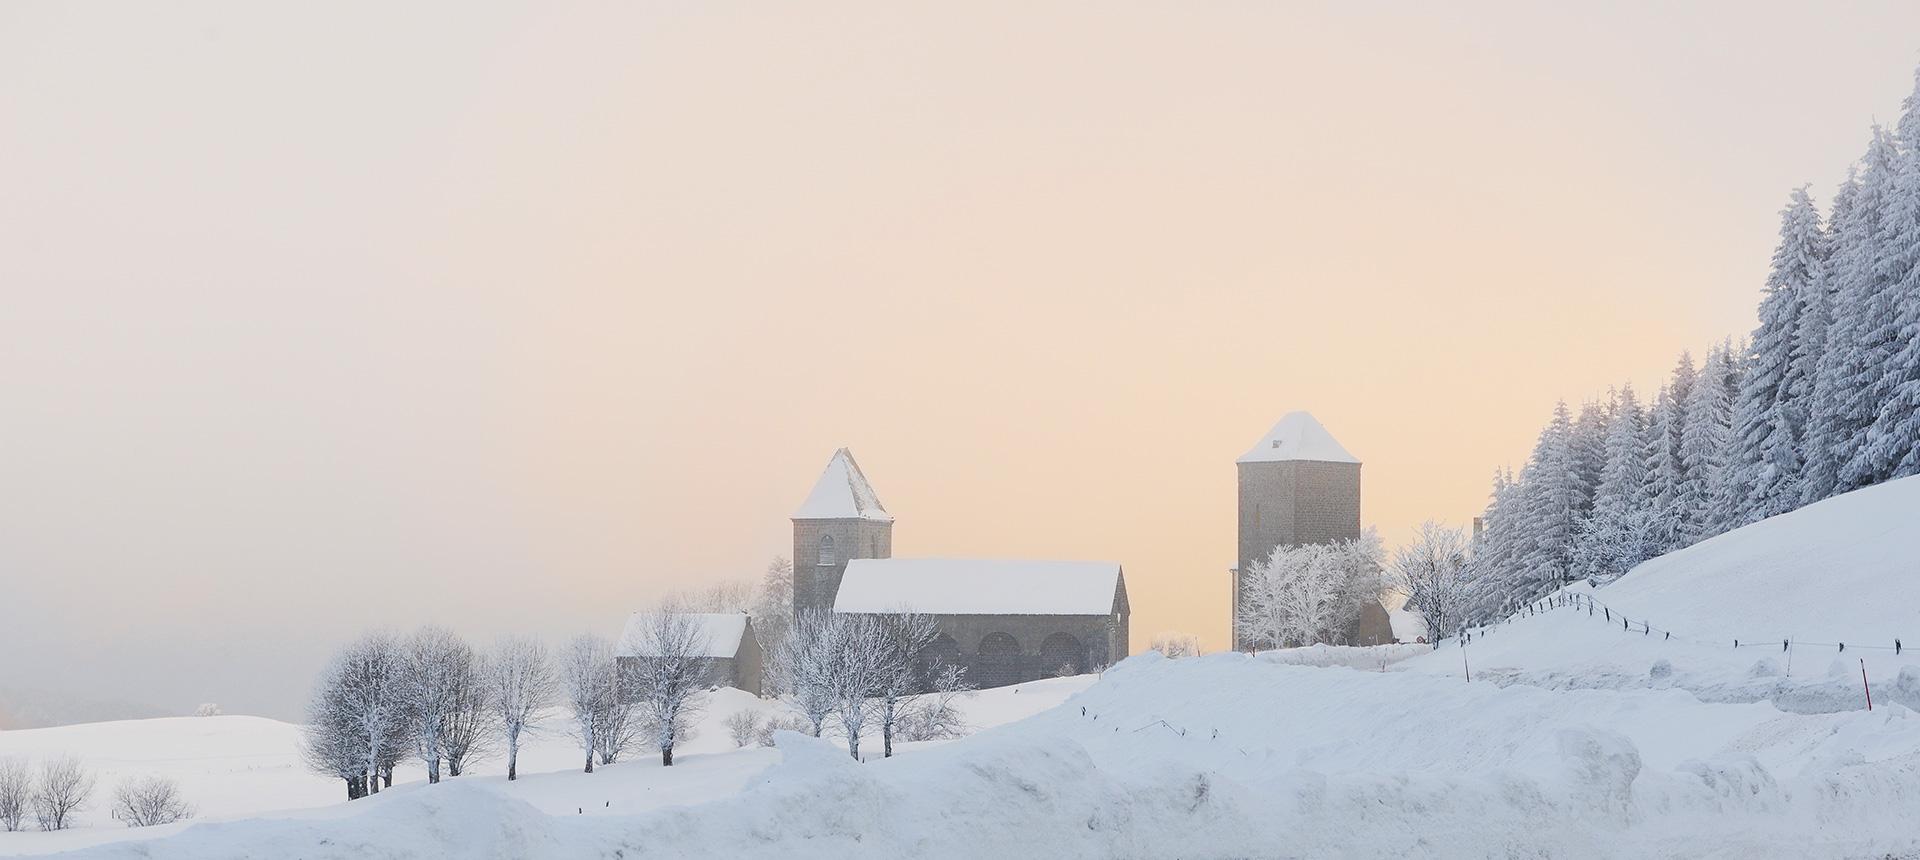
[1230,412,1392,650]
[793,448,1130,688]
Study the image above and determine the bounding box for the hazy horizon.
[5,1,1919,722]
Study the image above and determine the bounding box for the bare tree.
[869,611,940,758]
[686,579,755,613]
[723,710,765,748]
[110,776,193,827]
[30,755,94,831]
[592,660,647,766]
[193,703,222,717]
[0,757,30,831]
[1149,632,1202,658]
[1389,520,1473,642]
[895,664,974,743]
[487,635,556,781]
[779,609,839,737]
[561,633,614,773]
[441,651,494,778]
[621,607,713,766]
[754,556,795,694]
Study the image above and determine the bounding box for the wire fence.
[1456,590,1912,658]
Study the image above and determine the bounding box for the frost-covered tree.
[1674,342,1737,543]
[1736,187,1827,522]
[1857,75,1920,483]
[754,556,795,694]
[560,634,615,774]
[869,610,942,758]
[1464,468,1520,622]
[487,635,556,781]
[1513,402,1581,593]
[0,757,30,831]
[1647,356,1696,550]
[1799,171,1861,503]
[1573,385,1659,583]
[894,664,974,743]
[301,660,370,800]
[330,631,411,797]
[1235,530,1383,649]
[399,626,480,784]
[1148,632,1202,658]
[825,613,891,760]
[1817,128,1901,495]
[622,607,714,766]
[30,755,93,831]
[1388,520,1473,641]
[779,609,839,738]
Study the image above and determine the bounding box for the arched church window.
[818,535,836,566]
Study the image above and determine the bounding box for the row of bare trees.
[0,757,193,833]
[776,609,972,760]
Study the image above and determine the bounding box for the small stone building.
[616,612,764,696]
[1232,412,1393,649]
[793,449,1130,689]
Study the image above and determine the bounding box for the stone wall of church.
[927,613,1125,690]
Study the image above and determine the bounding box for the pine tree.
[1573,385,1657,583]
[1857,71,1920,482]
[1798,172,1856,504]
[1647,354,1696,550]
[1515,402,1580,599]
[1819,128,1900,495]
[1674,342,1736,545]
[1735,187,1825,522]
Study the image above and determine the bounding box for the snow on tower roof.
[616,612,749,660]
[1236,411,1360,464]
[792,448,892,522]
[833,558,1123,616]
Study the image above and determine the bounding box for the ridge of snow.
[616,612,747,659]
[1236,411,1359,464]
[791,448,892,522]
[833,558,1122,616]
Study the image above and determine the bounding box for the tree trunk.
[381,767,393,788]
[662,745,673,767]
[584,750,594,774]
[507,735,519,781]
[368,770,380,794]
[345,776,362,800]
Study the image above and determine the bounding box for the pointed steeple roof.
[792,448,893,521]
[1237,411,1359,464]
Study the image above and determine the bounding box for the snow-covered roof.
[1236,411,1360,464]
[792,448,892,522]
[1389,608,1428,643]
[833,559,1123,616]
[616,612,749,660]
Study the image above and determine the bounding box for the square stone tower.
[792,448,894,618]
[1232,412,1362,649]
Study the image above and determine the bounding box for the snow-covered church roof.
[792,448,893,522]
[1236,411,1360,464]
[833,559,1124,616]
[616,612,751,660]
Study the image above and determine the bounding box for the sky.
[3,1,1919,721]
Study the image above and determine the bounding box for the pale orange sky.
[4,1,1919,718]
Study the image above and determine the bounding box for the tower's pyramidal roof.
[792,448,893,521]
[1237,411,1360,464]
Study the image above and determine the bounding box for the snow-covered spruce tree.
[1647,356,1697,552]
[1735,186,1827,523]
[1463,467,1520,623]
[1235,531,1383,648]
[487,635,556,781]
[0,757,31,831]
[301,656,370,799]
[560,633,614,773]
[1388,520,1473,641]
[1513,401,1581,598]
[870,610,941,758]
[779,609,839,738]
[622,607,714,767]
[1818,128,1901,496]
[1799,171,1862,504]
[1673,341,1737,544]
[1573,384,1659,583]
[1857,75,1920,483]
[1569,398,1610,521]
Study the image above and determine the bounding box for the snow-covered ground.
[10,476,1920,858]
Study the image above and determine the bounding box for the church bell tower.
[792,448,894,618]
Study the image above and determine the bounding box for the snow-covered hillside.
[1400,474,1920,712]
[0,678,1089,857]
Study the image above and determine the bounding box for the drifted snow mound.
[1401,475,1920,709]
[66,653,1920,859]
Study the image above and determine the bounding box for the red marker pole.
[1861,659,1873,712]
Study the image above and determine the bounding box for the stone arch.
[1040,632,1085,677]
[971,631,1022,689]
